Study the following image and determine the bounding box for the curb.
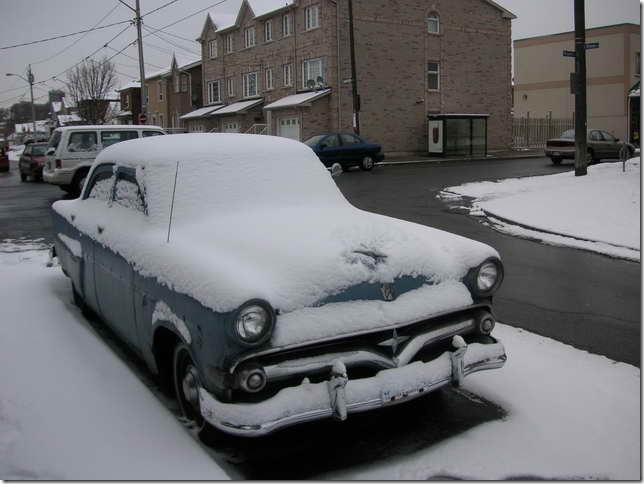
[378,152,544,166]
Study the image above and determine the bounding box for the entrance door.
[278,117,300,140]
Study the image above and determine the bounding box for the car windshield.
[31,145,47,156]
[560,130,575,139]
[303,135,326,147]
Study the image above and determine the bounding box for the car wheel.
[360,155,374,171]
[173,343,222,445]
[587,148,598,163]
[550,157,562,165]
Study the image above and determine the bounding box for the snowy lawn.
[439,159,640,261]
[0,249,639,479]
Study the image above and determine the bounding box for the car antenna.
[167,161,180,243]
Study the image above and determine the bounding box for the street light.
[6,65,36,137]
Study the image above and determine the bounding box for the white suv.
[43,125,165,195]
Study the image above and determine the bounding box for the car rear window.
[31,145,47,156]
[48,130,61,150]
[560,130,575,139]
[143,131,164,138]
[101,131,139,148]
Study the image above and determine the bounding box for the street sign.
[585,42,600,50]
[138,113,147,124]
[563,50,577,57]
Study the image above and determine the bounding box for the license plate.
[382,382,435,404]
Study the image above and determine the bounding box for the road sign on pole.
[585,42,600,50]
[563,50,577,57]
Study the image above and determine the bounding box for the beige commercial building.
[513,23,641,141]
[188,0,515,155]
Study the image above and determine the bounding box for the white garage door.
[278,117,300,140]
[223,122,240,133]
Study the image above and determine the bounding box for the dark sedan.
[545,129,635,165]
[19,142,49,181]
[0,145,8,173]
[304,132,384,171]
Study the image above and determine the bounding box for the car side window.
[86,167,116,202]
[101,131,139,148]
[68,132,98,152]
[143,131,164,137]
[113,175,146,214]
[340,134,361,145]
[601,131,616,142]
[324,135,340,148]
[23,146,31,155]
[590,131,603,141]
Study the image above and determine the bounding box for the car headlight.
[467,258,504,297]
[231,300,275,346]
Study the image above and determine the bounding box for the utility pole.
[574,0,587,176]
[5,66,37,137]
[135,0,147,124]
[347,0,360,135]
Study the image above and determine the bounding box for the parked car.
[0,145,8,172]
[545,129,635,165]
[43,125,165,196]
[304,132,385,171]
[51,133,506,440]
[19,141,49,181]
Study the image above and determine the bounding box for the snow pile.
[439,159,640,260]
[0,250,228,480]
[7,145,24,161]
[53,134,497,315]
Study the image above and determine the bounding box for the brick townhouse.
[145,55,203,131]
[187,0,514,155]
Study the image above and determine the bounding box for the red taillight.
[55,159,62,169]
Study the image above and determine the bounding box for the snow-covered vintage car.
[51,133,506,439]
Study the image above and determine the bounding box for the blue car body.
[305,132,385,170]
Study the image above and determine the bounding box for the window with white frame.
[227,77,235,97]
[283,63,293,87]
[207,80,221,104]
[282,13,292,37]
[208,39,218,58]
[303,58,324,88]
[305,5,320,30]
[426,14,440,34]
[225,33,234,53]
[158,81,164,101]
[174,73,180,93]
[265,68,274,90]
[244,26,256,48]
[427,62,440,90]
[180,73,189,93]
[264,20,273,42]
[242,72,258,97]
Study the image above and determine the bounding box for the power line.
[143,0,230,35]
[0,19,132,50]
[31,3,122,65]
[142,0,181,18]
[144,25,199,44]
[142,25,200,56]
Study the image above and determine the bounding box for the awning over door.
[179,105,223,120]
[211,98,264,116]
[264,89,331,110]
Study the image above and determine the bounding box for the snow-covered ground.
[0,247,639,479]
[439,159,640,261]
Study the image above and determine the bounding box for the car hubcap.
[182,364,200,409]
[363,157,373,169]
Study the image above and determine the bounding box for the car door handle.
[97,225,104,234]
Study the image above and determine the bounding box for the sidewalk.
[380,148,544,165]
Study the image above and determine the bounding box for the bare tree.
[66,58,116,124]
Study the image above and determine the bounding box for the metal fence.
[512,117,574,149]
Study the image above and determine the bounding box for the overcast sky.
[0,0,640,109]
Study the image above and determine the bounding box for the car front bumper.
[198,337,506,437]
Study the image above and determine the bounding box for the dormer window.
[427,14,440,34]
[208,39,218,59]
